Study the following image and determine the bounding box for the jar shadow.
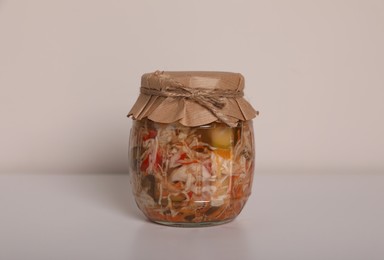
[130,220,253,260]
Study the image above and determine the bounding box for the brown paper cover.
[127,71,258,126]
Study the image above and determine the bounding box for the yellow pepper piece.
[210,127,234,149]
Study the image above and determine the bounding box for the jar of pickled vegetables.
[128,71,258,226]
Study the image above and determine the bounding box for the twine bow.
[140,74,244,127]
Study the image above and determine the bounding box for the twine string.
[140,79,244,127]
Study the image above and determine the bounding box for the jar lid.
[128,71,258,127]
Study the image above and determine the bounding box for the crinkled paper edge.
[127,94,258,127]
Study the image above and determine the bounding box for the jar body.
[128,118,255,226]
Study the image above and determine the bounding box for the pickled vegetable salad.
[129,119,254,223]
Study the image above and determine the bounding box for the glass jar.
[128,71,258,226]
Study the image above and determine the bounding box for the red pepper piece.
[179,153,187,160]
[155,151,162,167]
[143,130,157,141]
[140,156,149,172]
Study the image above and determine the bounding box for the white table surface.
[0,171,383,260]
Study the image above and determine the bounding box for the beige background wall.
[0,0,383,174]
